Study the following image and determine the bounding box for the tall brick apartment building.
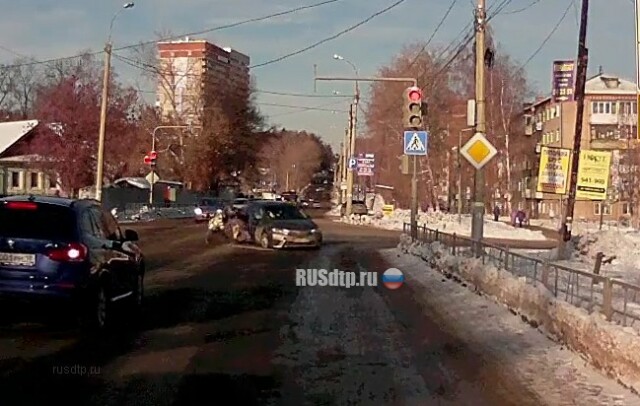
[156,37,250,122]
[514,71,638,222]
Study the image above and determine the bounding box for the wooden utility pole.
[558,0,590,258]
[470,0,487,254]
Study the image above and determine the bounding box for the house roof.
[585,73,636,95]
[0,120,39,157]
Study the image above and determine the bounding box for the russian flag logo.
[382,268,404,290]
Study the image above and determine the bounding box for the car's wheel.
[82,284,110,331]
[260,232,271,249]
[133,272,144,309]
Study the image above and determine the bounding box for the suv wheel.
[133,273,144,308]
[83,285,109,330]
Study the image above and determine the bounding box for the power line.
[111,53,347,113]
[1,0,343,69]
[259,101,348,112]
[256,90,352,98]
[405,0,459,69]
[519,0,573,69]
[249,0,408,69]
[500,0,542,14]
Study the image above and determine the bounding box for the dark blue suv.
[0,195,145,329]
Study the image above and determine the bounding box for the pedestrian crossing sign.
[403,131,428,156]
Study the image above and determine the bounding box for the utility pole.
[95,42,112,202]
[470,0,487,254]
[345,103,357,216]
[341,131,348,204]
[95,2,134,202]
[558,0,590,258]
[457,130,463,223]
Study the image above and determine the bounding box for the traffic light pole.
[410,155,418,239]
[471,0,487,256]
[345,103,357,217]
[149,125,200,205]
[315,75,417,216]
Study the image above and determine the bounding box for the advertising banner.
[536,147,571,194]
[552,60,576,103]
[356,153,375,177]
[576,150,612,200]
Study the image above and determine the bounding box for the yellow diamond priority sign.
[460,132,497,169]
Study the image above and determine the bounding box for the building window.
[594,202,611,215]
[10,171,19,188]
[49,177,57,188]
[622,202,632,215]
[29,172,39,189]
[592,101,617,115]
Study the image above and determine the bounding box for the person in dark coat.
[493,205,500,221]
[516,210,526,227]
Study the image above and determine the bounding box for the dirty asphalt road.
[0,215,565,405]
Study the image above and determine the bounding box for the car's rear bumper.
[0,280,82,303]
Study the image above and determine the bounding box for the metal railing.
[403,223,640,331]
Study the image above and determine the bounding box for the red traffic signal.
[407,87,422,102]
[143,155,151,165]
[149,151,157,160]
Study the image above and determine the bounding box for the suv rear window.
[0,202,77,240]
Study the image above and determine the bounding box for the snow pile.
[114,206,194,223]
[327,205,342,216]
[398,236,640,393]
[345,209,549,241]
[567,229,640,284]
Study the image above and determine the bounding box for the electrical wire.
[112,53,347,113]
[249,0,407,69]
[518,0,573,69]
[1,0,343,69]
[404,0,459,69]
[499,0,542,15]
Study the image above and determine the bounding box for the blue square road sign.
[403,131,428,155]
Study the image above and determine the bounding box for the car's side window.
[101,209,122,241]
[79,210,99,238]
[87,208,107,239]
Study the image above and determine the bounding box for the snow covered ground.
[340,209,548,241]
[530,218,634,235]
[381,248,636,404]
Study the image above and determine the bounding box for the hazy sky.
[0,0,635,150]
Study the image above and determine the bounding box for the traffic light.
[403,86,423,128]
[143,151,157,167]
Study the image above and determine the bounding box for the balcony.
[590,113,637,126]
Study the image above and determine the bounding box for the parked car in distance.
[245,201,322,249]
[194,198,224,222]
[340,200,369,216]
[0,195,145,329]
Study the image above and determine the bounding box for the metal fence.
[404,223,640,331]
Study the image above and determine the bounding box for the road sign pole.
[471,0,487,257]
[410,155,418,240]
[345,103,357,217]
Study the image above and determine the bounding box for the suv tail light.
[5,201,38,210]
[47,243,88,262]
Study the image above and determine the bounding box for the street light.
[95,2,135,202]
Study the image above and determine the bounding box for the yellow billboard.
[576,150,612,200]
[536,147,571,194]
